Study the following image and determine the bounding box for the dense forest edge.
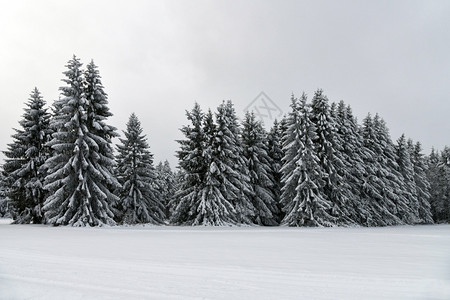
[1,55,449,226]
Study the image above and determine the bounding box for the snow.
[1,220,449,299]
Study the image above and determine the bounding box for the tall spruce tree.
[408,140,433,224]
[310,90,352,225]
[168,169,184,218]
[374,116,419,224]
[310,90,335,201]
[267,119,284,222]
[2,88,51,223]
[428,147,450,222]
[360,114,401,226]
[343,104,372,224]
[0,170,9,217]
[215,101,254,224]
[279,96,302,218]
[396,134,420,223]
[194,109,236,225]
[241,112,278,225]
[331,101,366,225]
[42,56,118,226]
[427,148,440,221]
[438,147,450,222]
[170,103,207,224]
[155,160,176,220]
[115,113,164,224]
[280,94,334,227]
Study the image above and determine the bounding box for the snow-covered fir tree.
[331,101,366,225]
[215,101,254,224]
[0,171,9,217]
[84,60,119,166]
[436,147,450,222]
[42,56,118,226]
[309,90,335,200]
[155,160,176,220]
[280,94,334,227]
[408,140,433,224]
[360,114,401,226]
[2,88,51,224]
[396,134,421,223]
[280,95,304,224]
[193,109,236,225]
[115,113,164,224]
[427,147,450,222]
[267,119,285,223]
[427,148,440,221]
[310,90,351,225]
[241,112,278,225]
[173,101,257,226]
[170,103,208,224]
[168,169,183,217]
[439,147,450,222]
[374,116,420,224]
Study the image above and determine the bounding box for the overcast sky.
[1,0,449,167]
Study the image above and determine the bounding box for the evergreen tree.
[215,101,254,224]
[155,160,176,220]
[427,148,440,221]
[408,140,433,224]
[267,119,284,222]
[438,147,450,222]
[428,147,450,222]
[332,101,366,225]
[170,103,208,224]
[396,134,420,223]
[84,60,119,165]
[242,112,278,225]
[279,96,302,217]
[194,109,236,225]
[168,169,184,218]
[360,114,401,226]
[115,114,164,224]
[310,90,350,225]
[42,56,118,226]
[0,171,9,217]
[310,90,335,198]
[2,88,51,223]
[280,94,334,227]
[374,116,419,224]
[278,116,289,140]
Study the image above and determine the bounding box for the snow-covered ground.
[1,220,449,300]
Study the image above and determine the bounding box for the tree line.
[0,56,449,226]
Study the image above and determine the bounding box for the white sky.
[1,0,449,167]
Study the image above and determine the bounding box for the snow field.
[1,221,449,299]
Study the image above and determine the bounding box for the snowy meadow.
[1,220,449,300]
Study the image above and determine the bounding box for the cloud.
[1,0,449,167]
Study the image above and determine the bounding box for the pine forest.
[1,56,449,227]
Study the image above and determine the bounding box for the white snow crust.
[1,220,449,299]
